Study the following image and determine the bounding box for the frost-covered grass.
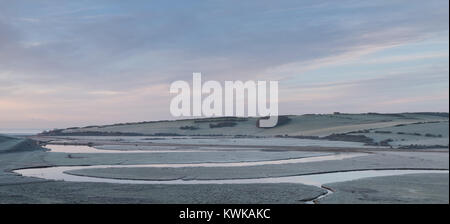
[53,113,448,137]
[41,113,448,149]
[146,137,371,148]
[352,121,449,148]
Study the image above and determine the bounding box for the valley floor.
[0,135,448,204]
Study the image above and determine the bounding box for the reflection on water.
[46,144,213,153]
[14,143,448,201]
[15,148,368,185]
[147,137,372,148]
[15,143,448,203]
[15,166,448,188]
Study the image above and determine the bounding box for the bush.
[209,122,237,128]
[379,139,393,146]
[398,144,449,149]
[179,126,199,130]
[256,116,291,128]
[324,134,374,144]
[195,117,248,123]
[374,131,392,134]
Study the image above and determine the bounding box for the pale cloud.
[374,91,449,107]
[88,90,123,96]
[264,42,398,79]
[0,83,172,128]
[17,17,40,23]
[0,0,448,129]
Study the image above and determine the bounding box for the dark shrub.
[179,126,199,130]
[209,122,237,128]
[256,115,291,128]
[195,117,248,123]
[425,133,443,138]
[324,134,374,145]
[374,131,392,134]
[379,139,393,146]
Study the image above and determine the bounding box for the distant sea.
[0,128,46,136]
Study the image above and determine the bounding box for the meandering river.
[13,144,449,203]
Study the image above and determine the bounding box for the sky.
[0,0,448,130]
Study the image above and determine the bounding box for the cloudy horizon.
[0,0,448,130]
